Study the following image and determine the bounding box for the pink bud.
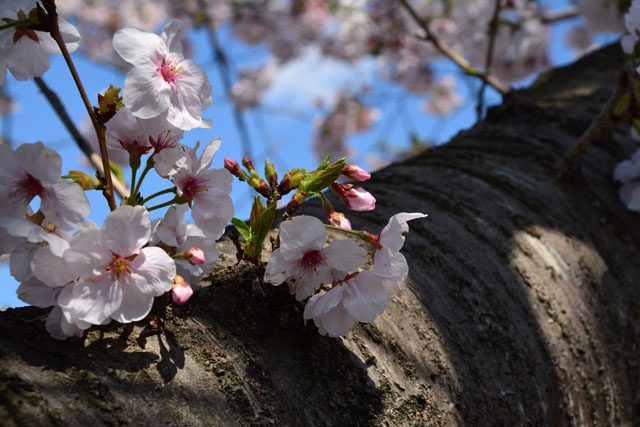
[332,183,376,211]
[341,164,371,181]
[328,212,352,230]
[224,158,248,180]
[184,247,206,265]
[172,276,194,305]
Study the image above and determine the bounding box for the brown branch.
[397,0,510,95]
[476,0,503,121]
[558,70,629,179]
[42,0,117,211]
[542,6,579,24]
[33,77,129,199]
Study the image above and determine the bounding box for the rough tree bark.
[1,44,639,426]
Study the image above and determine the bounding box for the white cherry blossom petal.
[40,180,90,231]
[102,206,151,256]
[128,246,176,296]
[31,245,75,288]
[342,271,389,323]
[113,27,166,65]
[110,283,155,323]
[17,278,58,308]
[322,238,367,272]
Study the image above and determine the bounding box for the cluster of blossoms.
[0,7,235,339]
[313,91,380,162]
[266,212,425,336]
[0,1,426,341]
[225,149,425,336]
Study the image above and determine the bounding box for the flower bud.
[286,191,308,216]
[224,158,249,180]
[278,168,305,195]
[328,211,352,230]
[62,170,102,191]
[264,158,278,187]
[183,247,206,265]
[242,156,257,176]
[331,183,376,211]
[249,177,271,198]
[341,164,371,181]
[172,275,193,305]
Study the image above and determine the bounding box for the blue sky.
[0,0,618,308]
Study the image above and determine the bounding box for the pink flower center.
[179,176,208,200]
[158,57,183,85]
[11,173,43,205]
[106,253,136,280]
[300,250,325,273]
[150,130,179,153]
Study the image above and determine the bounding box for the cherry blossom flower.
[0,0,81,85]
[57,206,176,326]
[622,0,640,55]
[303,270,389,336]
[579,0,624,33]
[150,203,219,284]
[264,215,368,301]
[0,142,90,230]
[614,148,640,211]
[231,63,276,110]
[371,212,427,291]
[105,107,183,164]
[113,19,212,130]
[331,183,376,211]
[423,76,463,116]
[153,139,233,238]
[24,240,90,339]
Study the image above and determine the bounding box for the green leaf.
[256,202,277,246]
[231,217,251,241]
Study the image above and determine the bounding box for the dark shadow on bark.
[296,43,640,425]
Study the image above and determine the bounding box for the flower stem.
[130,164,138,198]
[42,0,116,211]
[142,187,176,205]
[133,157,154,198]
[147,198,179,212]
[0,19,31,32]
[324,224,368,240]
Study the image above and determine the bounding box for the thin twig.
[42,0,117,211]
[558,71,629,179]
[476,0,503,121]
[542,6,579,24]
[397,0,510,95]
[34,77,129,198]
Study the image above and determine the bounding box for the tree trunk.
[2,44,639,426]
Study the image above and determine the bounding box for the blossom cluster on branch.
[0,1,426,341]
